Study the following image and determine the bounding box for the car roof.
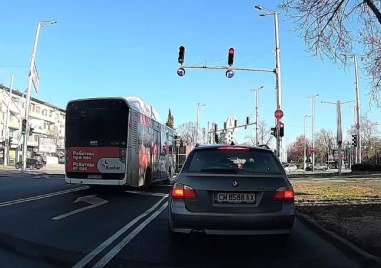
[192,144,273,152]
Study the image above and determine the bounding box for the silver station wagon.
[168,145,295,241]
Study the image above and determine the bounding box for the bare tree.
[279,0,381,105]
[175,121,197,146]
[315,129,336,164]
[287,135,310,163]
[258,121,274,146]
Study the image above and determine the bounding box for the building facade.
[0,84,65,165]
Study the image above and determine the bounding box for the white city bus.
[65,96,175,187]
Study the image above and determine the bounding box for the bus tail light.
[120,148,126,162]
[171,183,197,200]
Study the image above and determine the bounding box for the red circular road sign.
[274,109,284,119]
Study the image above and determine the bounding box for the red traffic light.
[228,48,234,66]
[279,122,284,137]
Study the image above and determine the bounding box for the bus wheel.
[143,168,151,190]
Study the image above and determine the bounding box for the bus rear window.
[66,99,129,147]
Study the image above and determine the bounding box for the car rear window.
[182,148,283,174]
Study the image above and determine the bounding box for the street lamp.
[347,55,361,164]
[254,5,282,160]
[22,20,57,172]
[196,103,206,145]
[304,115,311,171]
[250,86,264,146]
[307,94,319,171]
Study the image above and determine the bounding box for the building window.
[49,110,53,117]
[30,103,35,112]
[42,109,48,116]
[43,122,47,129]
[36,106,40,113]
[11,97,19,104]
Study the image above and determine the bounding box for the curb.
[296,211,381,268]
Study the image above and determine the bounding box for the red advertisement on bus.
[66,147,126,173]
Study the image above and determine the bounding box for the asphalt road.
[0,173,373,268]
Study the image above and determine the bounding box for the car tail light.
[171,183,197,200]
[273,188,294,201]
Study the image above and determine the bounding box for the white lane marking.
[125,190,168,197]
[0,186,89,208]
[73,196,167,268]
[93,202,168,268]
[52,195,108,220]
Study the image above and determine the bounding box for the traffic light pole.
[274,11,282,161]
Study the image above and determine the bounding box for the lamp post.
[352,55,362,164]
[304,115,311,171]
[21,20,57,171]
[342,54,362,163]
[195,103,206,146]
[307,94,319,171]
[254,5,282,159]
[250,86,264,146]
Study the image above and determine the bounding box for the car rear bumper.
[169,201,295,235]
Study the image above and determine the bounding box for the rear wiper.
[200,167,238,174]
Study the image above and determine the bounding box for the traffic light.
[214,124,218,133]
[215,133,219,143]
[224,122,227,130]
[228,48,234,66]
[246,116,250,125]
[178,46,185,64]
[8,137,13,145]
[29,127,34,136]
[352,134,357,147]
[279,123,284,137]
[234,119,237,128]
[21,119,27,134]
[271,127,277,137]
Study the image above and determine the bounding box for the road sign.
[274,109,283,119]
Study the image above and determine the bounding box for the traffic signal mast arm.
[180,65,275,73]
[207,122,258,134]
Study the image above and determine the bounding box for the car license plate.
[214,192,256,204]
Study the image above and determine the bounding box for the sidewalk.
[0,164,65,175]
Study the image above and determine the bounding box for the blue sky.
[0,0,379,147]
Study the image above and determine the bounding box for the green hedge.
[351,164,381,172]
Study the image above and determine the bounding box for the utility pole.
[322,100,352,175]
[195,103,206,146]
[307,94,319,171]
[250,86,264,146]
[353,55,362,164]
[304,115,311,171]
